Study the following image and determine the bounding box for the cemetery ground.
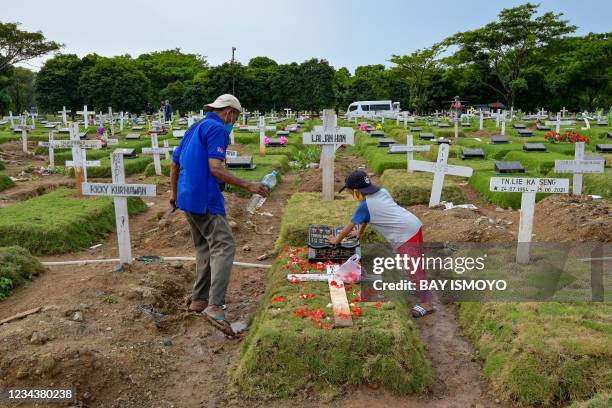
[0,116,610,407]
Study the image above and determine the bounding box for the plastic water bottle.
[246,170,278,214]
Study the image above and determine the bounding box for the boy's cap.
[339,171,381,194]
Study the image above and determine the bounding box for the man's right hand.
[248,182,270,196]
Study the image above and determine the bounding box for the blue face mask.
[225,123,234,135]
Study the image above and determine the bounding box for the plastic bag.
[334,254,362,283]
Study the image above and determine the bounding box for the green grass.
[569,393,612,408]
[0,188,148,254]
[0,246,46,300]
[68,156,153,179]
[482,143,524,160]
[0,174,15,192]
[0,160,5,170]
[459,249,612,407]
[231,192,432,398]
[502,151,572,174]
[380,170,464,205]
[582,170,612,199]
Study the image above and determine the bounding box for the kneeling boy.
[327,171,434,317]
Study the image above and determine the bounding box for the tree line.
[0,3,610,117]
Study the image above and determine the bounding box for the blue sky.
[4,0,611,72]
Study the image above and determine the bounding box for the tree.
[8,67,36,113]
[390,43,444,114]
[79,56,150,112]
[0,21,62,72]
[135,49,207,102]
[298,58,336,111]
[445,3,576,108]
[36,54,84,114]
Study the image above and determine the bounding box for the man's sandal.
[203,311,235,337]
[411,304,435,318]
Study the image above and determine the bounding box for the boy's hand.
[326,235,341,245]
[348,228,360,239]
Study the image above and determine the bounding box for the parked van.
[346,100,400,119]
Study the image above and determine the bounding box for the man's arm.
[327,221,356,245]
[208,158,269,196]
[170,162,179,209]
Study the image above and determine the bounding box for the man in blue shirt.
[170,94,269,336]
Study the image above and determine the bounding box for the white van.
[346,100,400,119]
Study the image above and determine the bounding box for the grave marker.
[523,143,546,152]
[554,142,605,195]
[495,161,525,173]
[409,143,473,206]
[303,110,355,200]
[500,110,507,136]
[479,110,484,130]
[141,133,171,176]
[58,106,71,125]
[490,177,569,263]
[387,134,430,172]
[461,148,485,159]
[65,149,101,182]
[546,114,573,134]
[82,152,156,264]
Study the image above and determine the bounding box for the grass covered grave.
[0,246,46,300]
[0,174,15,192]
[0,188,148,254]
[380,169,464,205]
[232,192,432,398]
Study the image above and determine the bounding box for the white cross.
[479,110,484,130]
[490,177,569,263]
[30,112,37,129]
[82,152,157,265]
[141,133,172,175]
[258,116,267,156]
[408,143,473,207]
[554,142,604,195]
[496,108,501,127]
[20,123,28,153]
[500,110,507,136]
[58,106,71,125]
[388,134,431,172]
[65,149,101,182]
[284,108,291,117]
[454,110,459,138]
[545,114,573,134]
[9,111,14,127]
[560,107,568,118]
[76,105,90,132]
[119,112,125,131]
[303,110,355,200]
[46,131,56,167]
[163,139,172,160]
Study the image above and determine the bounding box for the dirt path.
[0,147,516,407]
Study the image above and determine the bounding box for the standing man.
[164,100,173,122]
[170,94,269,336]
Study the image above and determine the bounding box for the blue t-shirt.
[173,112,229,215]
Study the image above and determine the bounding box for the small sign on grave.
[438,123,450,128]
[410,127,422,132]
[132,126,144,131]
[172,130,186,138]
[302,128,355,145]
[370,131,385,138]
[495,161,525,174]
[513,123,527,129]
[523,143,547,152]
[536,124,551,131]
[518,129,533,137]
[307,225,360,263]
[489,176,570,263]
[461,122,471,127]
[226,155,256,170]
[266,138,284,147]
[419,132,435,140]
[125,133,141,140]
[377,138,396,148]
[115,148,136,157]
[595,144,612,153]
[595,121,608,127]
[435,138,452,145]
[276,130,290,136]
[462,148,485,160]
[491,135,509,144]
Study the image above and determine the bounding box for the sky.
[3,0,611,73]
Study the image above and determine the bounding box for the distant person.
[145,102,154,116]
[170,94,270,336]
[164,100,173,121]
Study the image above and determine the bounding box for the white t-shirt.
[351,188,423,249]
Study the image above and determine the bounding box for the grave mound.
[380,169,464,206]
[0,188,148,254]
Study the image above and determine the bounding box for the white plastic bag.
[334,254,361,283]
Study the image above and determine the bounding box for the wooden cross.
[76,105,90,132]
[479,110,484,130]
[82,152,156,265]
[8,111,14,128]
[408,143,473,207]
[495,108,501,127]
[65,149,101,182]
[303,110,355,200]
[500,110,507,136]
[546,114,573,134]
[287,265,353,327]
[19,115,29,153]
[58,106,71,125]
[258,115,267,156]
[554,142,604,195]
[560,106,568,118]
[388,134,431,172]
[141,133,172,175]
[490,177,569,263]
